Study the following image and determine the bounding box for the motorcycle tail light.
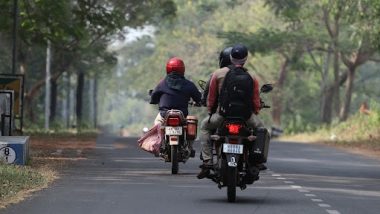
[167,117,180,126]
[226,124,241,135]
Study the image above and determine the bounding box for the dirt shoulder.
[0,135,97,209]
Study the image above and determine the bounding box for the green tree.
[1,0,176,129]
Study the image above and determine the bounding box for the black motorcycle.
[199,82,273,202]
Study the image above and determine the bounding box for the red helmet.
[166,57,185,75]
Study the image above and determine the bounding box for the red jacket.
[207,66,261,114]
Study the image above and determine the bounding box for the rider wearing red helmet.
[166,57,185,75]
[150,57,201,125]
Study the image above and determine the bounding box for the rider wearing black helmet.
[200,47,233,107]
[219,46,233,68]
[197,44,264,179]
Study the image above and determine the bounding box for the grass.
[0,163,57,208]
[0,134,97,209]
[0,164,44,199]
[280,106,380,156]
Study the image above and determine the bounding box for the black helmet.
[230,44,248,65]
[218,46,232,68]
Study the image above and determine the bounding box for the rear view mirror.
[260,84,273,93]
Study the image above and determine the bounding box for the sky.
[107,25,155,52]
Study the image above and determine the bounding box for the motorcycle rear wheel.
[171,145,179,174]
[227,166,237,202]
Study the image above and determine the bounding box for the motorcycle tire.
[171,145,179,174]
[227,166,237,202]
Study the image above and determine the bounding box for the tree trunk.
[49,79,57,123]
[94,76,98,128]
[321,86,334,124]
[272,57,289,126]
[76,70,84,129]
[323,6,341,119]
[319,46,333,124]
[339,66,356,121]
[332,47,340,118]
[65,72,71,128]
[89,78,94,125]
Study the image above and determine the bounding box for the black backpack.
[218,65,254,120]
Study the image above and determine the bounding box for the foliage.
[100,0,278,131]
[292,101,380,150]
[2,0,380,134]
[0,0,178,131]
[98,0,380,134]
[328,101,380,141]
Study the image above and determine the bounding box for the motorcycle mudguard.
[225,153,240,168]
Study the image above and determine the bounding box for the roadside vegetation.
[281,102,380,156]
[0,163,54,208]
[0,133,96,208]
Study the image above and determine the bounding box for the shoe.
[258,164,267,171]
[197,161,212,179]
[197,168,210,179]
[244,166,260,184]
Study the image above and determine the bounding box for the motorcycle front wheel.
[171,145,178,174]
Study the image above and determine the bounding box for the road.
[1,135,380,214]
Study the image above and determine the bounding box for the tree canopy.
[1,0,379,134]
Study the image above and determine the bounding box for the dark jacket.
[150,73,202,117]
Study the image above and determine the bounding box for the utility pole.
[12,0,18,74]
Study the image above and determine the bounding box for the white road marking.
[269,171,341,214]
[326,210,341,214]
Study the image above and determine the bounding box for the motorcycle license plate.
[223,143,243,154]
[165,126,182,135]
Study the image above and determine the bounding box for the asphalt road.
[1,135,380,214]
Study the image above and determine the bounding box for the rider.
[201,46,233,107]
[150,57,202,125]
[197,44,264,179]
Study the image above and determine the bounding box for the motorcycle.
[160,109,198,174]
[148,90,199,174]
[199,81,273,202]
